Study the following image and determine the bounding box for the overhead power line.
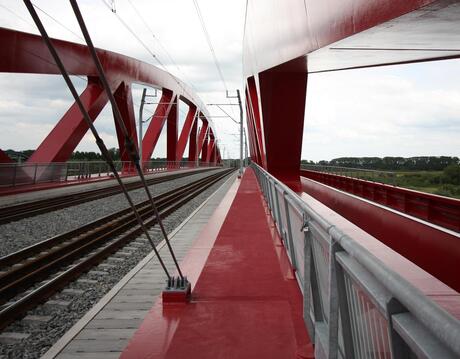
[191,0,236,118]
[192,0,228,91]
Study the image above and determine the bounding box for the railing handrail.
[301,163,396,176]
[0,159,190,167]
[252,163,460,357]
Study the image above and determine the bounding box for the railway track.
[0,167,217,224]
[0,168,234,331]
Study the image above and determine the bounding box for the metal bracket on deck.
[162,276,191,303]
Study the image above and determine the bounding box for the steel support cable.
[22,0,172,280]
[69,0,185,280]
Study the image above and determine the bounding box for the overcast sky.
[0,0,459,161]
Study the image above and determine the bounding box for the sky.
[0,0,459,161]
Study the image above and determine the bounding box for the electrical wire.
[126,0,197,92]
[191,0,236,118]
[0,3,35,28]
[31,2,84,41]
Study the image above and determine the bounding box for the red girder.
[141,91,174,163]
[301,169,460,233]
[113,82,138,163]
[176,104,197,161]
[28,78,108,163]
[0,27,220,165]
[197,122,209,162]
[166,100,178,163]
[187,113,199,162]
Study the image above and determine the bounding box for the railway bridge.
[0,1,459,358]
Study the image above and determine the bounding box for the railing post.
[33,163,38,184]
[333,249,355,358]
[302,215,320,341]
[283,195,297,269]
[12,163,18,187]
[386,298,410,359]
[65,163,69,181]
[327,236,348,359]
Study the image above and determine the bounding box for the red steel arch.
[0,27,220,165]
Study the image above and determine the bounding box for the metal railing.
[301,164,397,186]
[252,163,460,359]
[0,160,219,188]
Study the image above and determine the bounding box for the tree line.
[3,149,167,162]
[301,156,460,171]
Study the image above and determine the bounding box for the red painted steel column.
[112,82,138,169]
[142,90,174,163]
[258,65,307,187]
[247,77,265,167]
[167,97,178,167]
[27,78,109,163]
[206,137,215,163]
[188,113,199,165]
[245,89,261,163]
[197,120,208,162]
[176,104,197,161]
[201,136,208,164]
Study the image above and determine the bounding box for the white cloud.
[303,60,460,161]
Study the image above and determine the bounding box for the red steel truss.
[0,27,221,166]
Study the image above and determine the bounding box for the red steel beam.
[113,82,138,163]
[176,104,197,161]
[166,101,178,163]
[301,175,460,292]
[257,68,307,188]
[206,138,215,163]
[197,121,209,161]
[187,113,198,162]
[28,78,108,163]
[201,136,208,163]
[301,169,460,232]
[246,77,265,167]
[142,91,174,163]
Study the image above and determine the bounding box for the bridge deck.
[120,168,313,359]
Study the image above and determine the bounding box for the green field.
[360,170,460,199]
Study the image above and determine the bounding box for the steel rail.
[0,169,232,302]
[0,168,216,224]
[0,171,219,269]
[0,168,234,330]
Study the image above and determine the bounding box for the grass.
[359,171,460,199]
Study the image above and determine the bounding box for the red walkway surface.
[121,168,313,359]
